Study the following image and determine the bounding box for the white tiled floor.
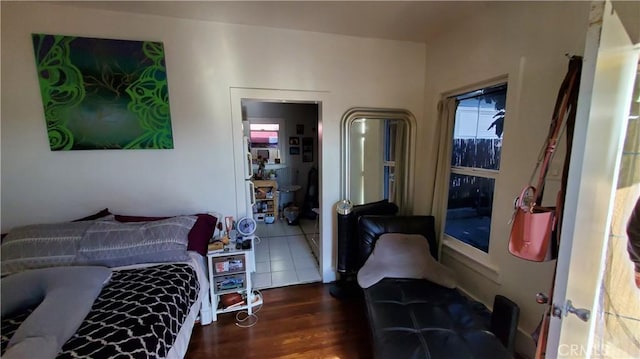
[252,218,321,289]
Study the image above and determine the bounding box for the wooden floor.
[186,282,373,359]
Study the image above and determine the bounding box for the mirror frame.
[340,107,416,213]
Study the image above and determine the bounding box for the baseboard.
[322,268,337,283]
[456,286,536,359]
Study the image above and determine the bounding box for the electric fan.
[236,216,257,249]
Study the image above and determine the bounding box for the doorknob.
[536,292,549,304]
[565,300,591,322]
[552,299,591,322]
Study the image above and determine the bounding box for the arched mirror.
[341,108,416,214]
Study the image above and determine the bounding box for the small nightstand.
[206,237,262,321]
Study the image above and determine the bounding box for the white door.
[546,1,639,357]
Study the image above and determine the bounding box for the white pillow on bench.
[357,233,457,289]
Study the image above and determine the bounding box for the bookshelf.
[206,240,262,321]
[252,179,278,222]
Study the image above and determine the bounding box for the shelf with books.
[206,244,258,321]
[252,179,278,221]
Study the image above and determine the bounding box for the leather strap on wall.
[534,57,582,205]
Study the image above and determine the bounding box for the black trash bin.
[283,206,300,225]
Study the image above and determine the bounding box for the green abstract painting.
[32,34,174,150]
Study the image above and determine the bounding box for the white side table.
[206,238,262,322]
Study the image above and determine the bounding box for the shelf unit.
[206,240,262,321]
[252,179,278,222]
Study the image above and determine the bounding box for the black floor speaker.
[490,294,520,355]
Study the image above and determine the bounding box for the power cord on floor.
[234,236,262,328]
[235,289,263,328]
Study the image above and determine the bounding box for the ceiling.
[55,1,493,44]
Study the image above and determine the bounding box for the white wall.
[0,3,425,281]
[416,2,591,357]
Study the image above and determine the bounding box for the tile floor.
[252,218,321,289]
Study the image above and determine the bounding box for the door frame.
[229,87,332,281]
[546,1,639,356]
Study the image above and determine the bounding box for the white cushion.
[357,233,456,289]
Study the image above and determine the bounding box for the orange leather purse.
[508,56,581,263]
[509,186,556,262]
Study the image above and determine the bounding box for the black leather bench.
[357,215,516,359]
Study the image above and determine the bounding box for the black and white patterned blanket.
[1,263,200,358]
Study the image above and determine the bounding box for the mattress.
[1,254,208,359]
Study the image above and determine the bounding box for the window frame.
[439,79,507,281]
[249,123,280,148]
[383,120,397,200]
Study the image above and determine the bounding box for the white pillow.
[357,233,457,289]
[77,216,196,267]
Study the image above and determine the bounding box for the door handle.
[565,300,590,322]
[536,292,549,304]
[248,181,256,206]
[551,299,591,322]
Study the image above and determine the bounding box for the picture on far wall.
[289,137,299,146]
[31,34,174,150]
[296,124,304,135]
[289,146,300,155]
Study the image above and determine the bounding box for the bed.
[0,211,216,359]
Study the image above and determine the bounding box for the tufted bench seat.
[357,215,515,359]
[364,278,511,358]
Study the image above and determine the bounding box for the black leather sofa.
[357,215,516,359]
[337,199,399,274]
[331,199,399,299]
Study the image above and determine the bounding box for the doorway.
[241,99,322,289]
[230,88,330,284]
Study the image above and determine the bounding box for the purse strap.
[516,186,536,208]
[555,58,581,237]
[533,57,582,205]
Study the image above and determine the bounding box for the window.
[250,123,279,148]
[383,120,398,201]
[444,83,507,253]
[351,119,400,204]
